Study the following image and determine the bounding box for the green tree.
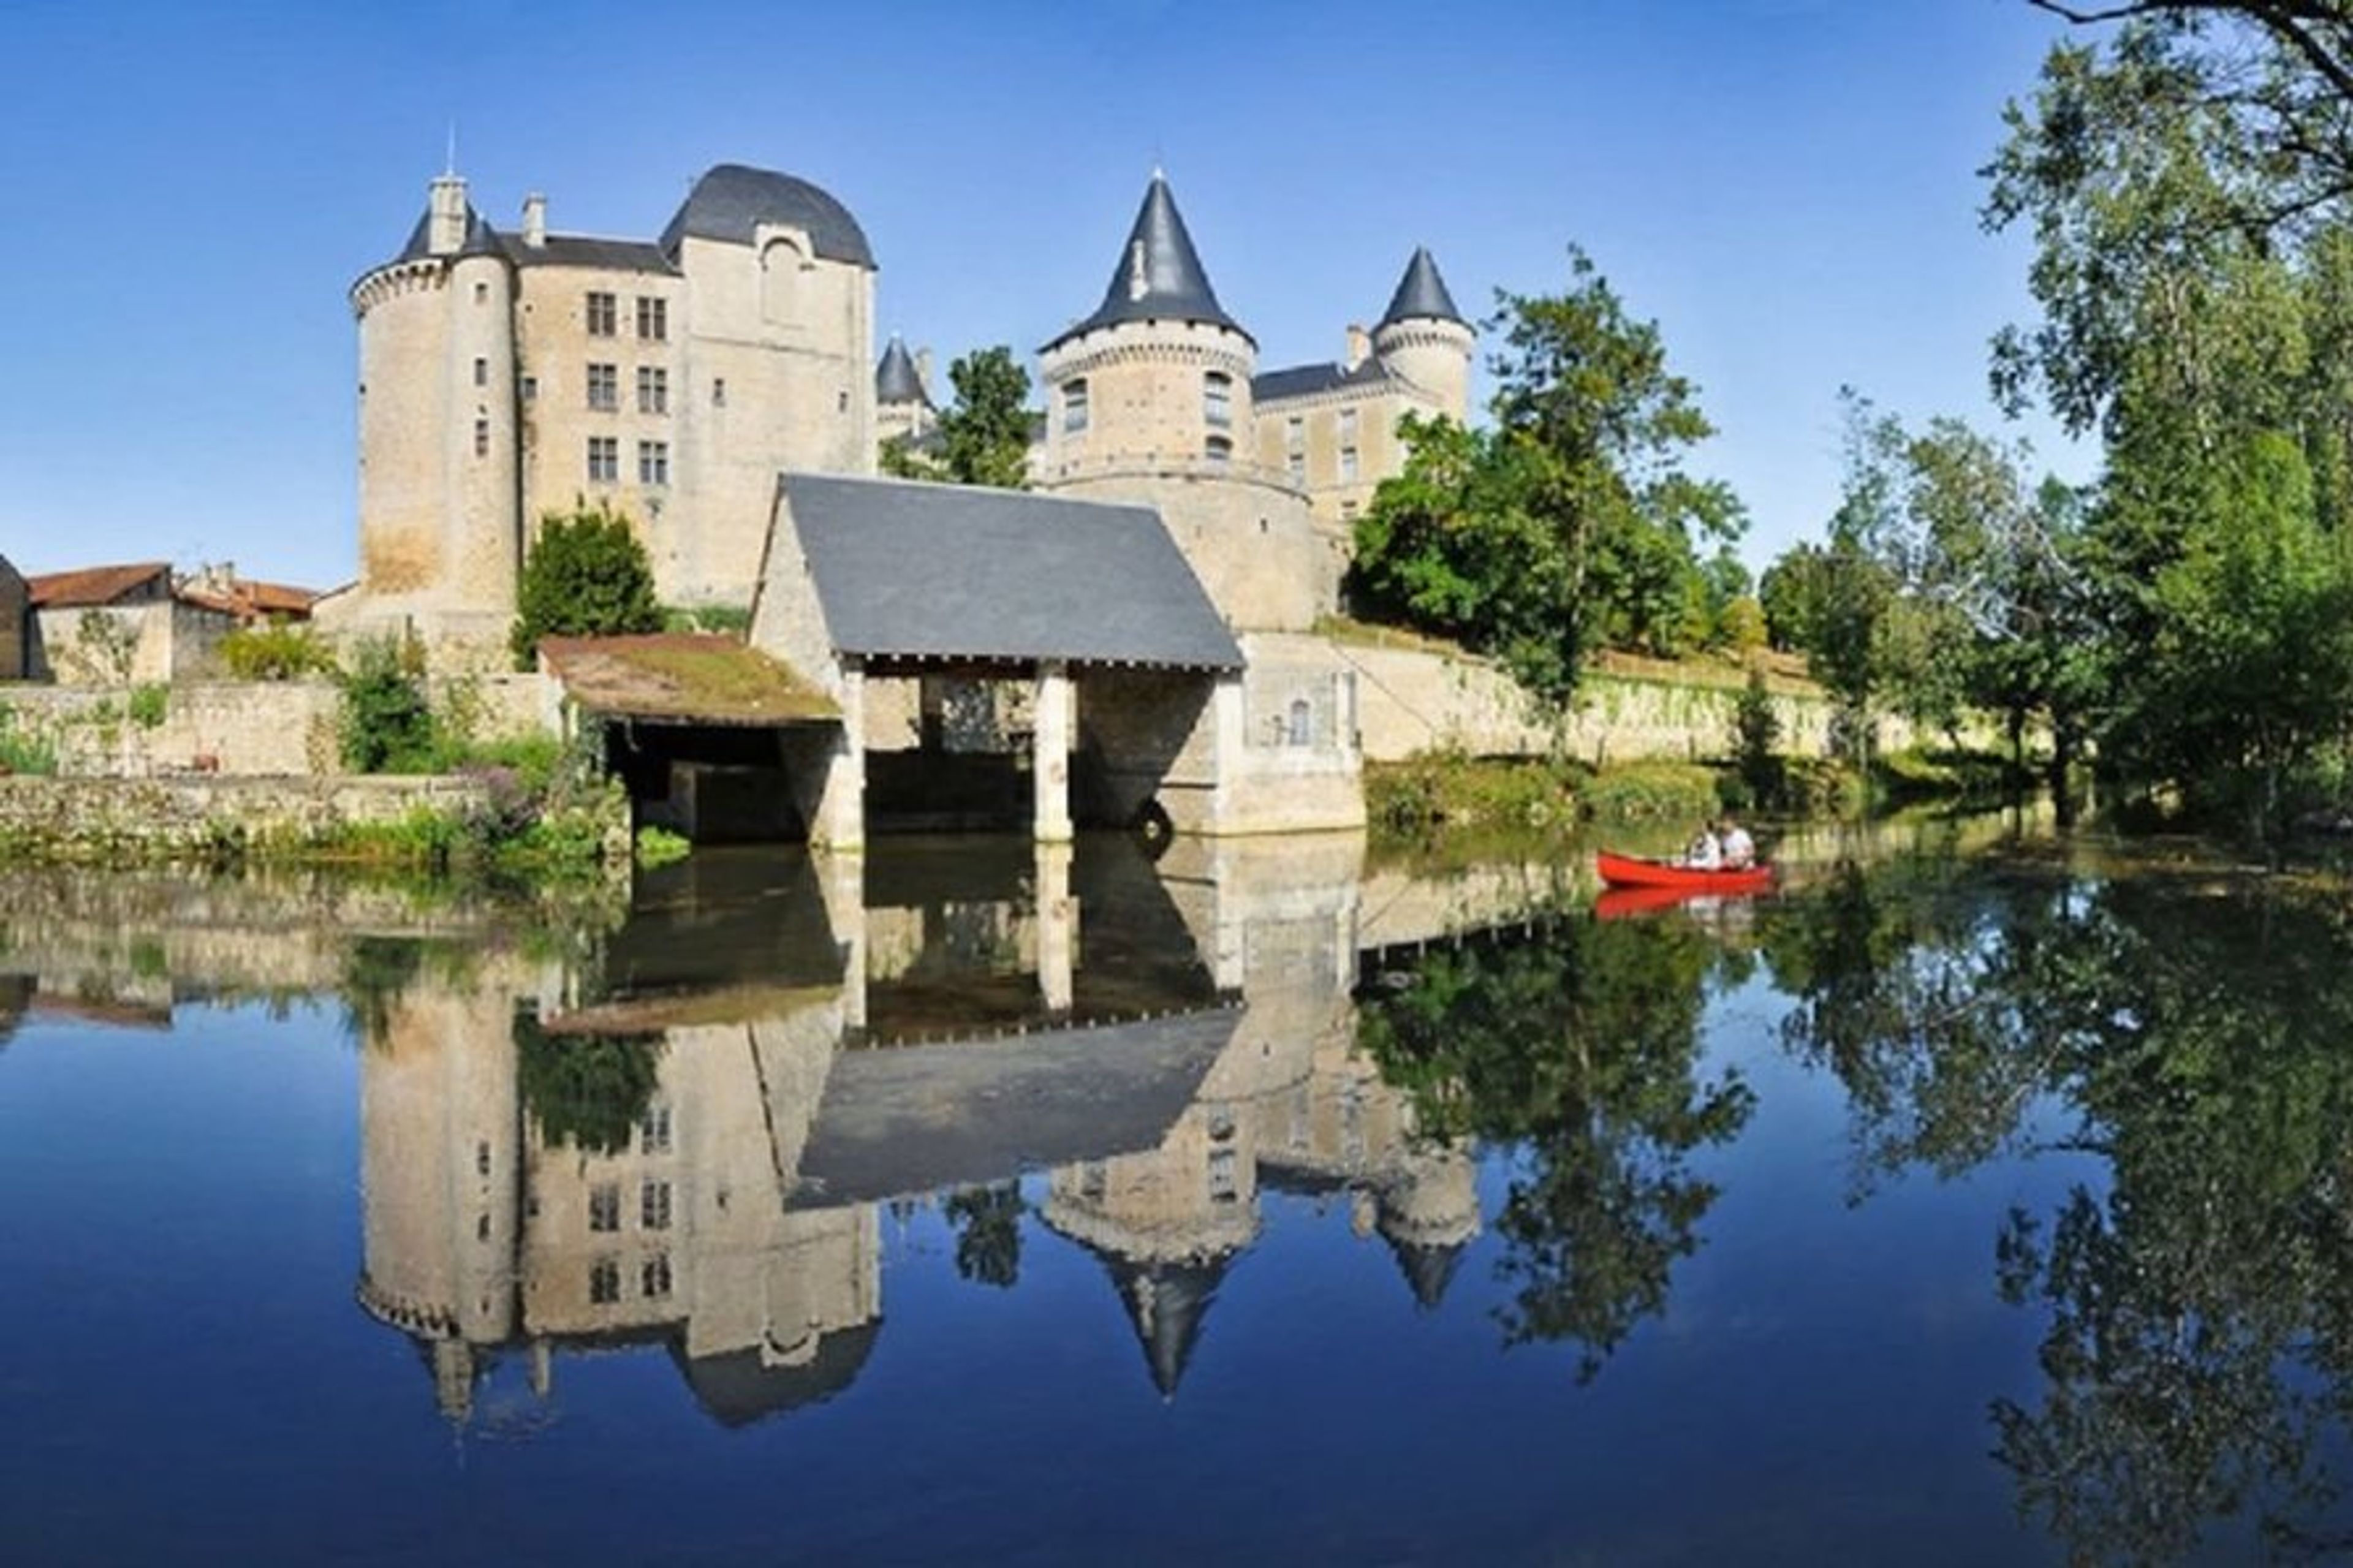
[1758,542,1833,654]
[338,635,439,774]
[510,501,663,669]
[881,346,1034,490]
[1349,248,1743,706]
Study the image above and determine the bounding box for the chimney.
[914,347,934,400]
[1344,323,1371,371]
[521,193,547,249]
[427,172,469,257]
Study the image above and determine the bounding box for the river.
[2,815,2347,1564]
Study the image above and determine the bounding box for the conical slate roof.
[1046,173,1251,350]
[1099,1250,1232,1398]
[875,335,929,406]
[1377,246,1465,328]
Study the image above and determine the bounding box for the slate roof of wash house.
[779,473,1243,672]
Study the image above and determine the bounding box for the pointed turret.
[1045,172,1250,350]
[1101,1251,1231,1399]
[1377,246,1466,328]
[1371,246,1474,422]
[874,335,930,407]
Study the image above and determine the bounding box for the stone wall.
[1341,642,1862,763]
[0,674,558,780]
[0,775,491,862]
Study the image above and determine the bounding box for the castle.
[327,160,1471,661]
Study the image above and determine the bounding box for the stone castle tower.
[332,162,879,664]
[874,334,933,447]
[1034,173,1333,633]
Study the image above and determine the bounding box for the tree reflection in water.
[1360,915,1753,1379]
[512,1012,665,1156]
[944,1181,1026,1289]
[1765,857,2353,1564]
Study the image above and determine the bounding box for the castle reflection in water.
[347,833,1562,1426]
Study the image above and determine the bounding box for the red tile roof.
[26,561,171,609]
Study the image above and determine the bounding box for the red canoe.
[1596,850,1775,893]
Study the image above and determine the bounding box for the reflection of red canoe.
[1596,850,1775,893]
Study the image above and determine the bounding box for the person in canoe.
[1718,814,1756,869]
[1683,822,1722,869]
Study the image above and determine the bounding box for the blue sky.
[0,0,2085,587]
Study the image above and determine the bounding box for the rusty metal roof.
[26,562,171,608]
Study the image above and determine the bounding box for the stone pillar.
[816,848,869,1032]
[1034,661,1073,844]
[1036,842,1075,1015]
[813,666,867,853]
[1207,673,1248,836]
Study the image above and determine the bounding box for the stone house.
[23,562,238,686]
[0,555,26,681]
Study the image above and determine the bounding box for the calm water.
[5,820,2352,1565]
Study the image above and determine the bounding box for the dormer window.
[1063,378,1089,435]
[1203,371,1232,428]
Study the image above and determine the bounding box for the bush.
[635,825,691,868]
[1732,667,1783,807]
[0,705,56,776]
[512,501,663,668]
[338,637,441,774]
[127,683,169,729]
[221,621,339,681]
[1577,762,1722,821]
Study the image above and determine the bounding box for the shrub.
[512,501,663,668]
[338,637,441,774]
[634,825,691,868]
[221,621,339,681]
[1732,667,1783,808]
[127,683,169,729]
[0,705,56,776]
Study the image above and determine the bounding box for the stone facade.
[330,164,878,665]
[0,775,492,862]
[0,556,25,682]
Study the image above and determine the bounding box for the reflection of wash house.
[355,836,1479,1420]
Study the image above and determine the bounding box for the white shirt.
[1721,827,1756,868]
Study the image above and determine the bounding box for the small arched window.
[1286,697,1313,747]
[1062,378,1089,434]
[760,237,804,324]
[1205,433,1232,463]
[1203,371,1232,428]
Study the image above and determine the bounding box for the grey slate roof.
[390,203,502,264]
[501,233,677,273]
[658,163,876,268]
[782,472,1242,671]
[1045,173,1251,350]
[1251,357,1397,404]
[874,335,928,405]
[1379,246,1466,327]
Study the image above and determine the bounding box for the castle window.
[1286,415,1304,452]
[642,1180,672,1231]
[760,238,803,324]
[1209,1146,1238,1203]
[586,436,620,483]
[635,296,667,342]
[1061,379,1088,434]
[1286,451,1305,483]
[520,375,537,403]
[1338,407,1359,442]
[641,1254,672,1300]
[1287,697,1314,747]
[473,419,490,458]
[589,1183,620,1233]
[1205,434,1232,463]
[472,357,488,388]
[1203,371,1233,428]
[586,291,617,337]
[1339,446,1359,483]
[837,389,849,413]
[639,1104,672,1155]
[637,440,669,487]
[712,377,727,408]
[636,365,668,415]
[589,1258,620,1305]
[474,282,488,305]
[586,362,618,411]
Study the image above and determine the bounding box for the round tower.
[1036,173,1328,631]
[1370,247,1475,423]
[874,333,933,447]
[347,171,520,651]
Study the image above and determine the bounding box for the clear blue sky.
[0,0,2086,588]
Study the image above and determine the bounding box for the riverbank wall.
[0,775,494,863]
